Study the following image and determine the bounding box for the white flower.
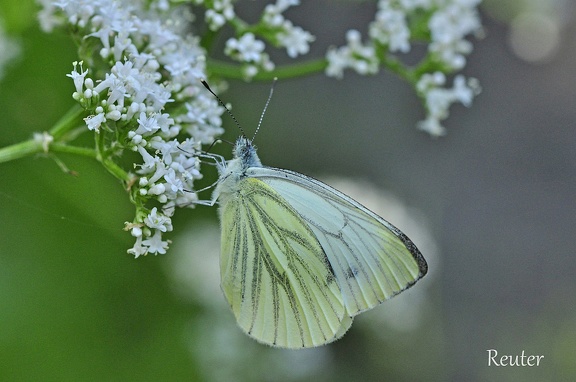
[148,183,166,196]
[84,113,106,131]
[279,25,315,58]
[130,226,142,237]
[127,235,147,258]
[416,71,446,92]
[262,4,284,27]
[451,74,478,107]
[417,116,447,137]
[144,207,173,233]
[428,1,482,69]
[261,1,314,58]
[326,30,379,78]
[180,94,225,144]
[225,33,265,63]
[163,168,184,195]
[202,0,235,31]
[150,138,179,164]
[148,159,168,184]
[142,229,170,254]
[41,0,227,256]
[369,2,411,53]
[112,29,136,61]
[135,112,160,136]
[325,48,349,79]
[416,72,480,136]
[66,61,88,94]
[224,33,275,78]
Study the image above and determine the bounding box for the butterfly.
[203,81,427,349]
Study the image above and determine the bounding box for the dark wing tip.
[397,231,428,279]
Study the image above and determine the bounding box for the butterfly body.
[212,136,427,348]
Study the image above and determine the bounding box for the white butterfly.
[204,82,427,349]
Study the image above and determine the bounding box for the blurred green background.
[1,1,575,381]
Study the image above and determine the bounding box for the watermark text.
[487,349,543,366]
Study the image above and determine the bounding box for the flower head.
[42,0,225,256]
[416,73,481,136]
[36,0,483,257]
[326,0,482,135]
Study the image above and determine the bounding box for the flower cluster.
[326,0,482,136]
[197,0,235,30]
[262,0,315,58]
[32,0,483,256]
[416,72,480,136]
[224,33,274,79]
[326,30,379,78]
[40,0,224,256]
[428,1,482,70]
[216,0,314,79]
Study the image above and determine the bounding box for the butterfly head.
[233,136,262,169]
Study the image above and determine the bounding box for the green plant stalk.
[50,104,85,140]
[50,143,96,157]
[0,137,98,163]
[0,139,44,164]
[101,157,132,183]
[207,58,328,81]
[93,128,132,183]
[0,104,87,164]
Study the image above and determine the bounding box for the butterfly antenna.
[201,79,247,138]
[253,77,278,141]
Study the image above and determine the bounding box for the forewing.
[249,167,428,317]
[219,177,346,348]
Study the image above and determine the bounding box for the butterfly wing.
[248,167,428,317]
[219,177,347,348]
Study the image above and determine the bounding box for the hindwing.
[219,177,347,348]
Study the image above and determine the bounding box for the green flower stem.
[0,104,88,164]
[0,137,131,182]
[381,54,417,85]
[0,139,44,164]
[0,139,97,164]
[0,104,125,185]
[101,158,132,183]
[207,58,328,81]
[50,143,96,158]
[92,130,132,183]
[50,104,86,140]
